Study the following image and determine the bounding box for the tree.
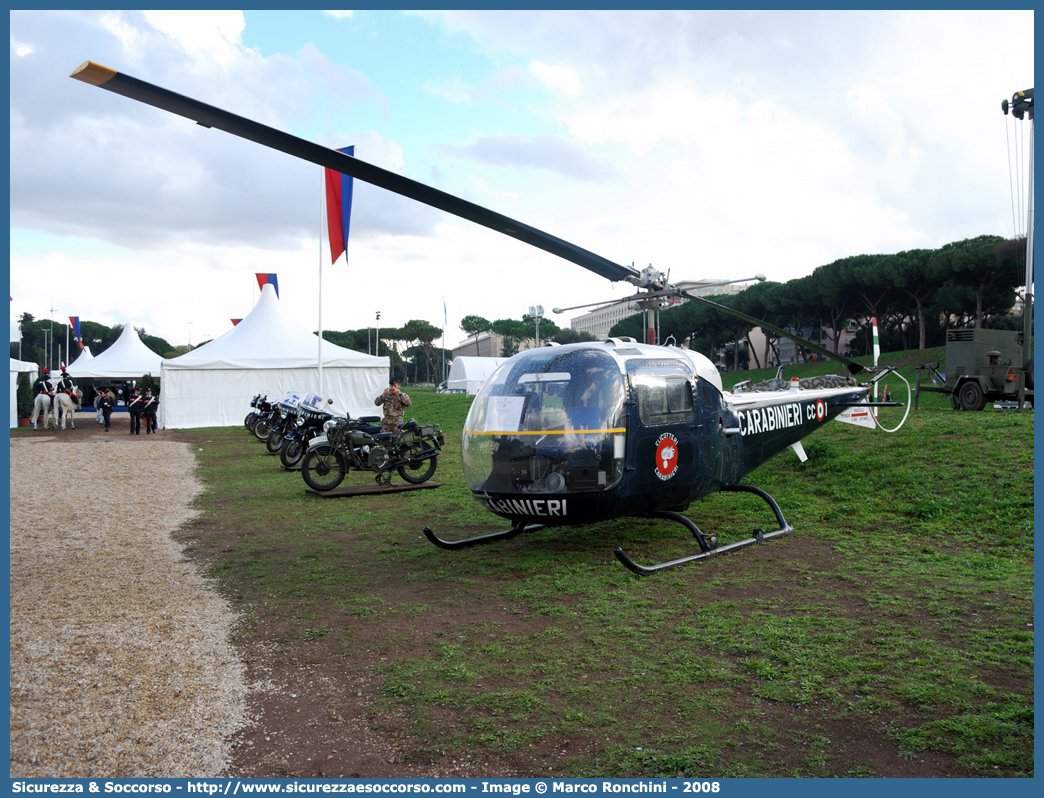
[460,315,492,355]
[491,318,530,357]
[879,248,936,350]
[809,258,859,355]
[135,326,174,359]
[401,319,443,383]
[16,372,33,419]
[929,235,1018,328]
[552,328,598,345]
[522,313,560,347]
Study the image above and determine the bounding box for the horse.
[31,393,57,430]
[55,388,83,430]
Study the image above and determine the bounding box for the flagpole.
[318,168,324,399]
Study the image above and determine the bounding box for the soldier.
[97,387,114,431]
[34,369,55,427]
[142,388,159,434]
[375,378,412,432]
[37,368,54,400]
[127,387,143,435]
[57,369,78,405]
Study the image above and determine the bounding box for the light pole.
[528,305,543,347]
[1002,87,1034,368]
[375,310,381,358]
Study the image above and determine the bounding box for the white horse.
[55,388,83,430]
[31,393,57,430]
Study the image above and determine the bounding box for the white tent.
[67,344,94,370]
[64,324,162,380]
[159,283,389,429]
[447,356,506,395]
[10,358,38,428]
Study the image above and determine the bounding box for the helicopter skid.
[614,484,794,576]
[422,522,546,550]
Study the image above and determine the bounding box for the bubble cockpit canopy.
[462,347,628,496]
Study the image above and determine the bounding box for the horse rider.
[127,387,143,435]
[142,388,159,434]
[57,369,79,407]
[36,368,55,408]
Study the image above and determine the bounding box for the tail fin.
[836,402,876,429]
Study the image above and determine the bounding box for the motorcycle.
[245,394,271,434]
[300,417,445,491]
[265,394,304,454]
[279,401,359,469]
[252,390,300,442]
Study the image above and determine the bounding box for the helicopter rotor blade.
[680,291,866,375]
[551,295,641,315]
[69,61,640,286]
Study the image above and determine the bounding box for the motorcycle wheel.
[266,430,284,454]
[246,414,259,433]
[301,446,347,492]
[244,413,254,430]
[281,438,304,469]
[397,448,438,484]
[253,417,273,441]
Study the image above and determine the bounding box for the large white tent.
[64,324,162,380]
[159,283,389,429]
[446,356,506,395]
[9,358,38,427]
[67,344,94,370]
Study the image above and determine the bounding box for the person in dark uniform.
[97,387,115,431]
[34,369,55,427]
[57,370,79,406]
[127,387,143,435]
[142,388,159,434]
[37,368,54,400]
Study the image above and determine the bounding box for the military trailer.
[916,328,1033,411]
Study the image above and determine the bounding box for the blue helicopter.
[70,61,902,574]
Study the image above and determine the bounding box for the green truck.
[916,328,1033,410]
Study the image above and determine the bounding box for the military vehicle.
[916,328,1033,410]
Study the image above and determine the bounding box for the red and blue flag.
[231,318,242,327]
[69,316,83,349]
[255,273,279,298]
[324,145,355,264]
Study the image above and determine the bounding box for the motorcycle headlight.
[323,419,336,432]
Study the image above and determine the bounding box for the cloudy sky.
[9,9,1035,353]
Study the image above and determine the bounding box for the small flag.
[324,146,355,265]
[69,316,83,349]
[231,318,242,327]
[255,273,279,298]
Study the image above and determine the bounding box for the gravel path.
[9,429,248,778]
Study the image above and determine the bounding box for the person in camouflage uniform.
[375,378,412,432]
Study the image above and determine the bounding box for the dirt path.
[9,414,247,777]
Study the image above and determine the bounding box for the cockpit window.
[634,374,694,426]
[462,348,627,495]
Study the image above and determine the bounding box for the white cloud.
[528,60,581,95]
[142,10,246,68]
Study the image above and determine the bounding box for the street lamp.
[528,305,543,347]
[375,311,381,357]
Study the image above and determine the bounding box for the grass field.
[172,349,1034,777]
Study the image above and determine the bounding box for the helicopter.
[69,61,902,574]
